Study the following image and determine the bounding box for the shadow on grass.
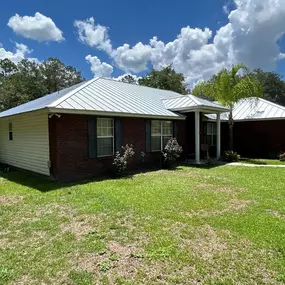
[0,166,168,193]
[0,162,225,193]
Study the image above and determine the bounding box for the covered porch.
[163,95,230,164]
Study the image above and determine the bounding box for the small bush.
[162,138,183,166]
[279,152,285,161]
[112,144,135,174]
[222,150,240,162]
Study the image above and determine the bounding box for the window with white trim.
[206,123,216,146]
[97,118,114,157]
[8,122,13,141]
[151,120,173,151]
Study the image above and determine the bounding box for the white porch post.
[195,111,200,164]
[216,113,221,160]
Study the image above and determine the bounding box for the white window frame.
[151,120,173,151]
[96,118,114,157]
[206,123,216,146]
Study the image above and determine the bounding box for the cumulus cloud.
[74,17,112,54]
[111,42,152,73]
[85,54,113,77]
[0,42,34,63]
[8,12,64,42]
[76,0,285,87]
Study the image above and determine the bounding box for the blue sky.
[1,0,285,86]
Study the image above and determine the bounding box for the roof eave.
[168,105,230,113]
[47,107,186,120]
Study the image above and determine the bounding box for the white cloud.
[8,12,64,42]
[111,42,152,73]
[113,73,141,83]
[85,54,113,77]
[0,42,34,63]
[74,17,112,54]
[76,0,285,87]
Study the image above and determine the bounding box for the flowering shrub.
[222,150,240,162]
[279,152,285,161]
[112,144,135,173]
[162,138,183,163]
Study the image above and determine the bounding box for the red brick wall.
[49,114,186,181]
[221,120,285,158]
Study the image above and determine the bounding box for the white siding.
[0,111,50,176]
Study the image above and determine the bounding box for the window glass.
[151,120,173,151]
[151,121,161,136]
[8,122,13,141]
[97,118,114,156]
[206,123,216,146]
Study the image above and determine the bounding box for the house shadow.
[0,166,167,193]
[0,162,225,193]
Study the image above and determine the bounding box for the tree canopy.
[119,74,137,84]
[138,66,188,94]
[0,58,83,111]
[249,69,285,106]
[192,64,263,151]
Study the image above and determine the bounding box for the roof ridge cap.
[100,77,183,95]
[188,94,201,105]
[48,77,100,108]
[258,97,285,111]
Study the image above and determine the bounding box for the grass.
[240,158,285,165]
[1,165,285,284]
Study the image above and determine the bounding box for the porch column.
[195,111,200,164]
[216,113,221,160]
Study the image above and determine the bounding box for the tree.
[139,66,188,94]
[192,64,262,151]
[0,58,18,75]
[119,74,137,84]
[249,69,285,106]
[0,58,84,111]
[40,58,83,93]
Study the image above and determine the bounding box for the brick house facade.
[49,114,186,181]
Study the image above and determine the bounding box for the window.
[151,120,173,151]
[206,123,216,146]
[97,118,114,157]
[8,122,13,141]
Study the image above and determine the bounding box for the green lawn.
[1,166,285,284]
[241,158,285,165]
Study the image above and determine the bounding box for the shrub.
[222,150,240,162]
[280,152,285,161]
[112,144,135,174]
[162,138,183,164]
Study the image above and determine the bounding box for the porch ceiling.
[163,95,230,113]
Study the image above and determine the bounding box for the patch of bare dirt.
[185,197,254,218]
[60,213,107,240]
[0,195,23,205]
[184,225,228,261]
[35,203,75,218]
[266,209,285,219]
[177,224,280,284]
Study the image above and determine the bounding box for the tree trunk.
[228,110,234,151]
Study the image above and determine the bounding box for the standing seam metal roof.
[163,94,230,112]
[206,98,285,121]
[0,77,186,118]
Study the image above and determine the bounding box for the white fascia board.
[47,107,186,120]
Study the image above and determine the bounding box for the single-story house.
[0,77,284,181]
